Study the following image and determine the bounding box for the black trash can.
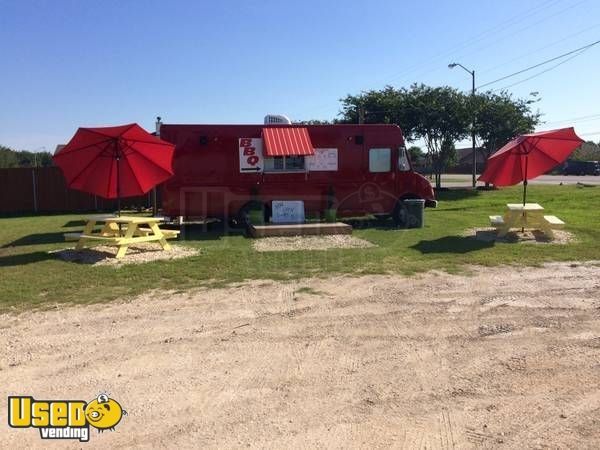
[404,199,425,228]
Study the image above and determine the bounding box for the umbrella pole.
[522,155,529,232]
[116,151,121,217]
[523,154,528,206]
[116,147,122,235]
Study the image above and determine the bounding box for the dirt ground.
[2,261,600,449]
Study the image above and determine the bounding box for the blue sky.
[1,0,599,151]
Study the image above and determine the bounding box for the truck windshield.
[398,147,410,171]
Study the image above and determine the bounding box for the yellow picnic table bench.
[65,215,180,259]
[489,203,565,239]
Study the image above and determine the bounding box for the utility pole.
[449,62,477,188]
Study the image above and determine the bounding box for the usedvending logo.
[8,393,127,442]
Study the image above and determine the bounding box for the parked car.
[563,159,600,176]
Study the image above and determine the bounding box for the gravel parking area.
[2,261,600,448]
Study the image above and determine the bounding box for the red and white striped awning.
[262,127,315,157]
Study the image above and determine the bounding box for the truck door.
[364,146,397,214]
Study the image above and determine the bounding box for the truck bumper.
[425,199,438,208]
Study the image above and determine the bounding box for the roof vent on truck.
[264,114,292,125]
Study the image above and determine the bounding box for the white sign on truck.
[272,201,305,223]
[307,148,338,171]
[239,138,264,173]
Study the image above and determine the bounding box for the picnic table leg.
[528,214,555,240]
[496,212,514,237]
[75,220,97,250]
[100,221,120,237]
[540,225,555,240]
[115,223,139,259]
[148,222,172,251]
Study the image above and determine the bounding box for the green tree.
[338,86,417,137]
[293,119,332,125]
[0,146,20,168]
[571,141,600,161]
[0,145,54,168]
[471,91,540,186]
[407,145,424,164]
[339,84,470,187]
[407,84,469,188]
[473,91,540,161]
[339,85,542,188]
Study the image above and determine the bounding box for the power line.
[477,38,600,89]
[307,0,576,115]
[478,22,600,75]
[366,0,558,86]
[384,0,588,88]
[491,45,593,91]
[379,0,564,83]
[307,0,592,117]
[544,113,600,125]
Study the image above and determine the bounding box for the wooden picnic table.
[489,203,565,239]
[70,215,179,259]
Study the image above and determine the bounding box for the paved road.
[441,174,600,186]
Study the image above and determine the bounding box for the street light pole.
[471,69,476,189]
[449,63,477,189]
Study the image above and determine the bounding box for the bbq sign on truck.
[239,138,263,173]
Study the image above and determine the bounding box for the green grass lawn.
[1,185,598,311]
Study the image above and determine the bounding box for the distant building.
[455,147,487,166]
[444,146,488,174]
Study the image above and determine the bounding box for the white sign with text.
[239,138,264,173]
[272,200,305,224]
[307,148,338,171]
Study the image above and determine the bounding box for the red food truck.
[159,120,435,225]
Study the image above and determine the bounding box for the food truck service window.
[264,156,306,172]
[369,148,391,173]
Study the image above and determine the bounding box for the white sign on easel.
[272,201,305,223]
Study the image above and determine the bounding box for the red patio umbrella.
[53,123,175,215]
[478,127,584,204]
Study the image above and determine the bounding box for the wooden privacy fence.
[0,167,155,214]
